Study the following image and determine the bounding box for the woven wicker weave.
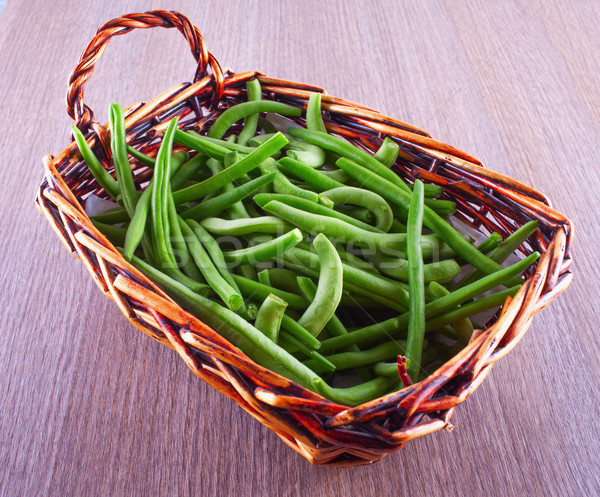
[36,11,573,467]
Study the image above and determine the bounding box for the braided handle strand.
[67,10,224,132]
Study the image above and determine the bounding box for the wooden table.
[1,1,598,495]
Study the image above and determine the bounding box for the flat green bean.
[254,293,286,342]
[200,216,293,236]
[224,228,303,265]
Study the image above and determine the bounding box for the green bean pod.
[238,79,262,146]
[373,137,399,168]
[108,102,138,217]
[404,180,426,380]
[223,228,303,265]
[322,186,394,232]
[72,125,120,199]
[306,92,327,133]
[297,234,343,337]
[208,101,302,139]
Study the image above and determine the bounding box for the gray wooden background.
[1,1,598,496]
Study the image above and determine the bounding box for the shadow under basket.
[36,11,573,467]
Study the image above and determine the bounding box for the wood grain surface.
[1,1,598,495]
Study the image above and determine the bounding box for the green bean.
[322,186,394,232]
[306,92,327,133]
[263,200,440,255]
[279,333,334,371]
[253,293,287,342]
[173,133,288,205]
[319,168,354,184]
[253,132,327,168]
[296,234,343,337]
[259,158,332,206]
[373,137,399,168]
[231,274,307,310]
[127,253,320,390]
[180,172,276,220]
[200,216,293,236]
[287,127,411,193]
[122,189,151,260]
[277,246,410,307]
[237,264,258,281]
[178,218,243,311]
[126,144,155,168]
[258,116,277,134]
[171,153,208,191]
[334,157,512,278]
[223,228,303,265]
[476,232,503,255]
[108,103,138,217]
[317,251,538,352]
[266,268,302,293]
[428,282,473,344]
[342,206,375,225]
[277,156,345,191]
[305,339,408,374]
[253,193,382,233]
[311,375,398,407]
[72,126,120,199]
[373,361,404,376]
[91,206,129,225]
[257,269,271,286]
[423,198,457,217]
[187,131,258,155]
[238,79,262,145]
[405,179,426,380]
[280,315,321,350]
[167,181,205,284]
[208,101,302,139]
[91,219,127,247]
[297,276,374,380]
[173,130,231,160]
[369,255,461,284]
[390,220,407,233]
[453,220,539,289]
[423,285,521,331]
[185,219,247,315]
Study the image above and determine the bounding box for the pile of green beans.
[78,83,539,407]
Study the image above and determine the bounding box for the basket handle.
[67,10,224,132]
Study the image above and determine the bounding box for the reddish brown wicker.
[36,11,573,467]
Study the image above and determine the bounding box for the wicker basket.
[36,11,573,467]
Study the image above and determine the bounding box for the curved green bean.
[322,186,394,232]
[253,293,286,342]
[369,255,461,284]
[297,234,343,337]
[373,137,399,168]
[208,101,302,139]
[306,92,327,133]
[224,228,303,265]
[277,156,345,191]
